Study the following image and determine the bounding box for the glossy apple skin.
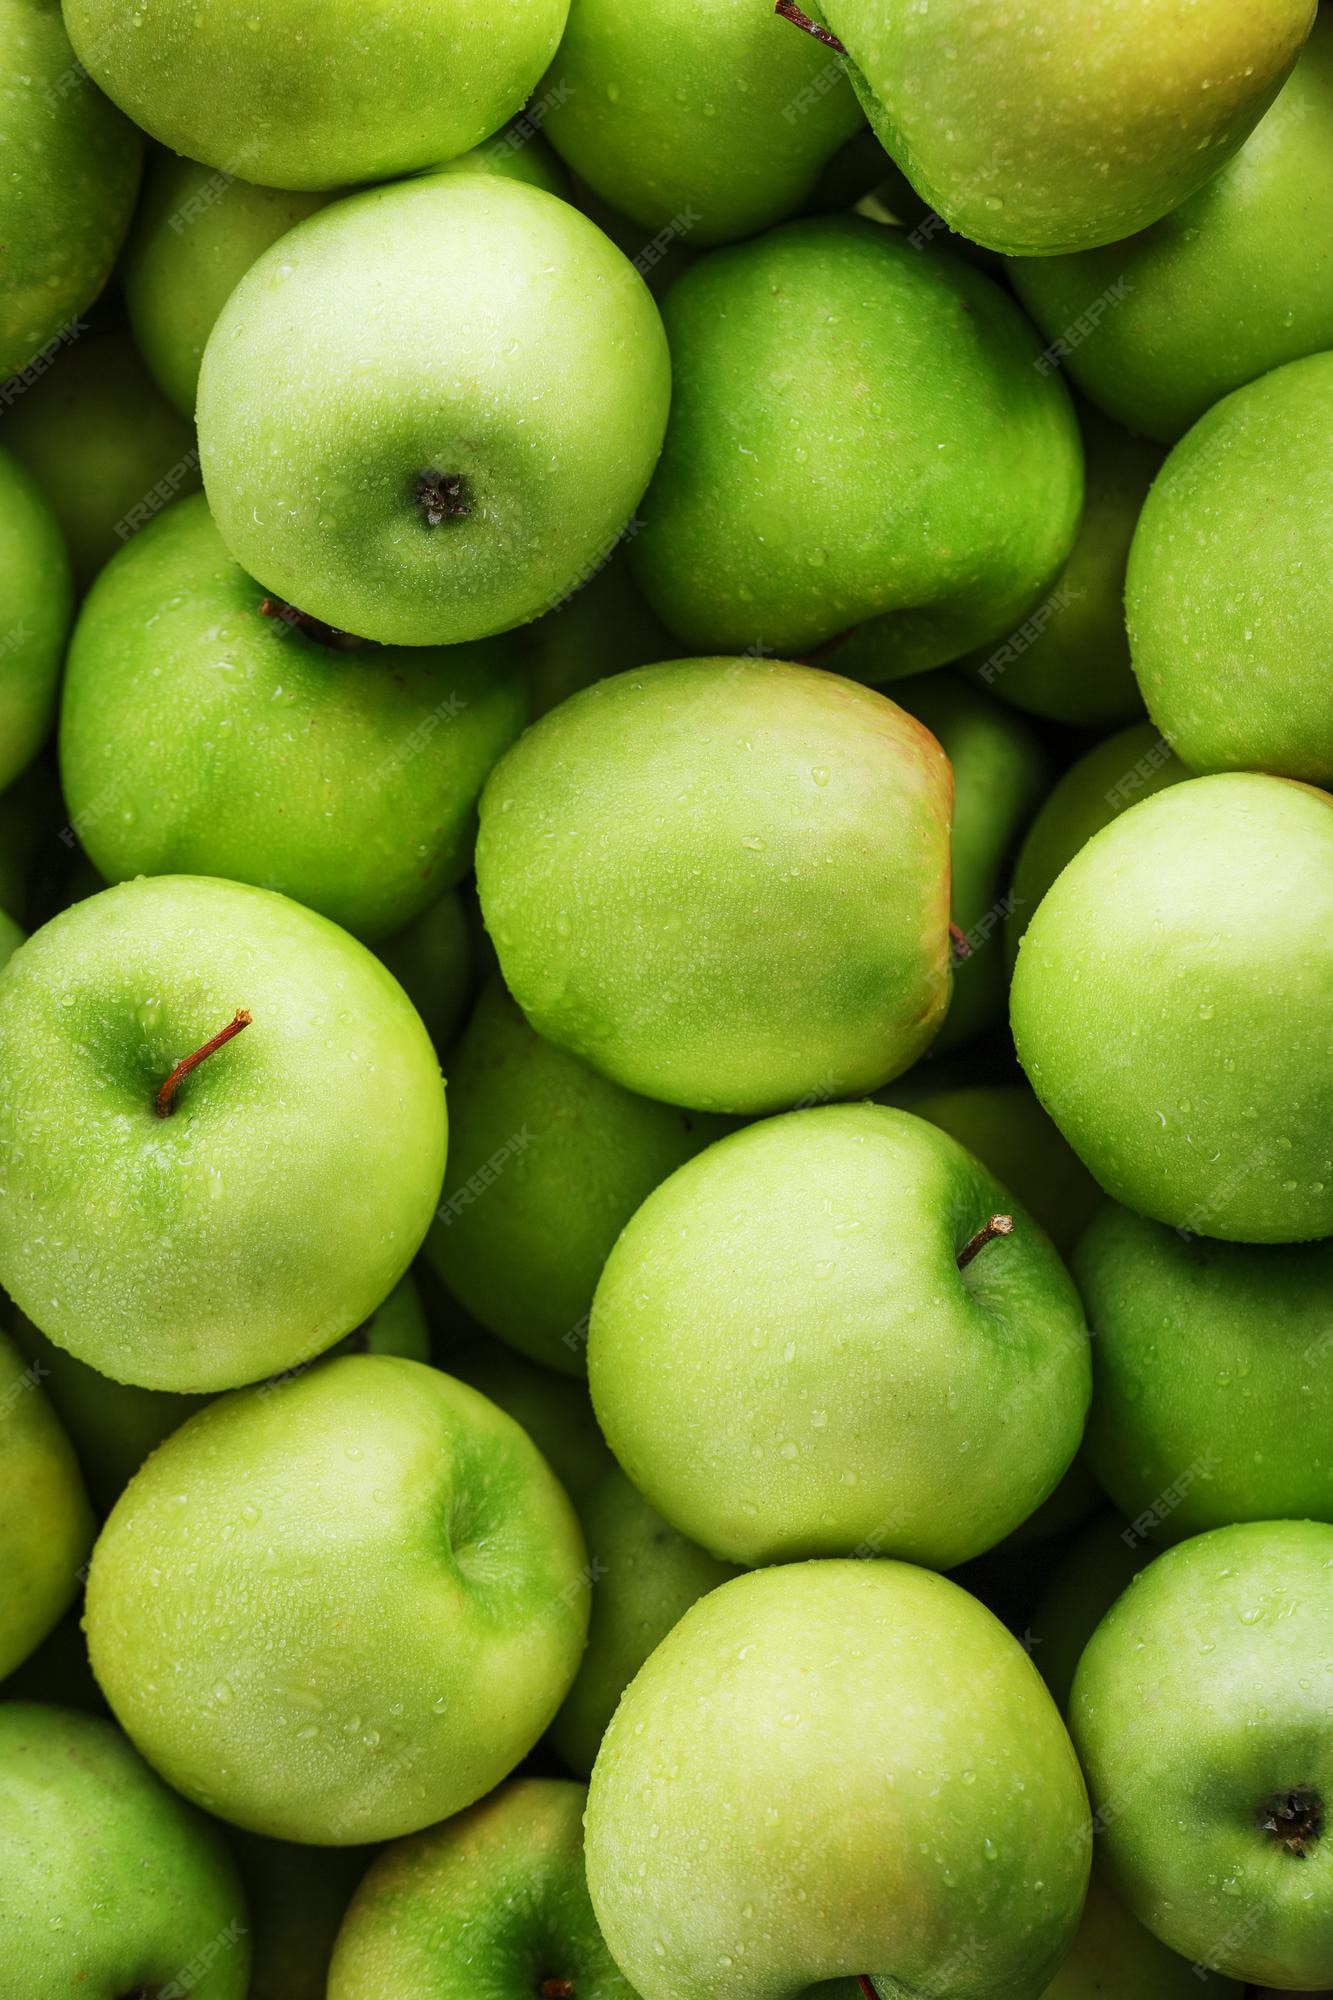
[86,1356,590,1844]
[537,0,860,245]
[1040,1868,1243,1997]
[590,1104,1090,1568]
[198,175,670,648]
[586,1561,1091,2000]
[60,496,527,940]
[0,448,69,794]
[1029,1512,1146,1715]
[477,659,953,1114]
[1011,773,1333,1244]
[62,0,568,191]
[1126,352,1333,785]
[445,1328,616,1506]
[1074,1203,1333,1538]
[1009,15,1333,441]
[820,0,1313,254]
[1071,1521,1333,1988]
[0,1331,94,1678]
[630,218,1081,666]
[0,1702,249,2000]
[0,875,447,1390]
[903,1083,1102,1260]
[0,0,142,379]
[330,1778,634,1998]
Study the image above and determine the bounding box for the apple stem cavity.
[154,1010,253,1118]
[1258,1788,1323,1857]
[539,1982,575,1999]
[258,595,369,652]
[948,920,972,962]
[956,1213,1014,1270]
[415,470,473,526]
[774,0,847,55]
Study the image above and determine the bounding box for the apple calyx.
[774,0,847,56]
[258,595,369,651]
[956,1213,1014,1270]
[415,470,473,526]
[154,1010,253,1118]
[1258,1788,1323,1857]
[538,1981,575,1999]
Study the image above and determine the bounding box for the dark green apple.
[477,659,954,1114]
[1071,1520,1333,1988]
[0,1330,93,1678]
[519,550,676,721]
[444,1325,617,1505]
[59,494,527,939]
[1012,774,1333,1243]
[375,891,472,1057]
[0,907,21,974]
[1029,1511,1145,1714]
[630,216,1081,666]
[1126,351,1333,784]
[0,447,70,793]
[233,1834,369,2000]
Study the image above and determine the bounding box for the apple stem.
[956,1213,1014,1270]
[539,1983,575,1999]
[858,1981,879,1999]
[948,920,972,961]
[154,1010,252,1118]
[258,596,368,651]
[415,470,473,526]
[774,0,847,54]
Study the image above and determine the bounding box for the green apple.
[519,550,676,720]
[425,976,728,1376]
[586,1560,1091,2000]
[0,907,21,975]
[0,447,70,794]
[1007,724,1189,965]
[0,1701,249,1999]
[630,217,1081,666]
[0,1330,93,1678]
[1029,1511,1145,1714]
[62,0,568,191]
[1041,1868,1244,1998]
[808,0,1313,254]
[550,1467,741,1778]
[329,1777,633,1997]
[232,1834,369,2000]
[1,1605,105,1714]
[0,874,447,1390]
[1071,1520,1333,1988]
[961,408,1161,730]
[536,0,861,245]
[1008,15,1333,442]
[3,328,200,590]
[375,891,472,1058]
[590,1103,1089,1568]
[1011,774,1333,1243]
[59,494,527,939]
[1074,1202,1333,1538]
[428,119,572,197]
[0,0,142,379]
[123,151,331,418]
[86,1355,591,1844]
[197,175,670,648]
[0,758,62,929]
[1126,352,1333,784]
[477,658,954,1114]
[903,1083,1103,1258]
[892,672,1048,1050]
[444,1324,617,1505]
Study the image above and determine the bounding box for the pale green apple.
[62,0,569,191]
[590,1104,1090,1568]
[86,1356,591,1843]
[519,550,675,720]
[1071,1520,1333,1988]
[0,1702,249,1999]
[477,659,954,1114]
[1011,774,1333,1243]
[811,0,1313,253]
[0,447,70,794]
[1029,1511,1145,1714]
[445,1325,617,1505]
[1074,1202,1332,1538]
[375,890,473,1056]
[426,976,728,1375]
[59,495,527,939]
[1008,15,1333,441]
[1126,352,1333,784]
[586,1560,1091,2000]
[198,175,670,648]
[550,1468,741,1777]
[0,0,142,378]
[536,0,861,245]
[232,1834,369,2000]
[1041,1869,1244,1997]
[630,217,1081,666]
[0,1330,93,1678]
[903,1083,1103,1259]
[3,328,200,590]
[962,408,1161,729]
[329,1778,633,1997]
[0,875,447,1390]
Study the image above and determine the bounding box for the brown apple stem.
[956,1214,1014,1270]
[858,1981,879,1999]
[539,1983,575,2000]
[415,470,472,525]
[774,0,847,54]
[948,920,972,961]
[258,596,368,652]
[154,1010,252,1118]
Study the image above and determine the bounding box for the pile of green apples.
[1,0,1330,1995]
